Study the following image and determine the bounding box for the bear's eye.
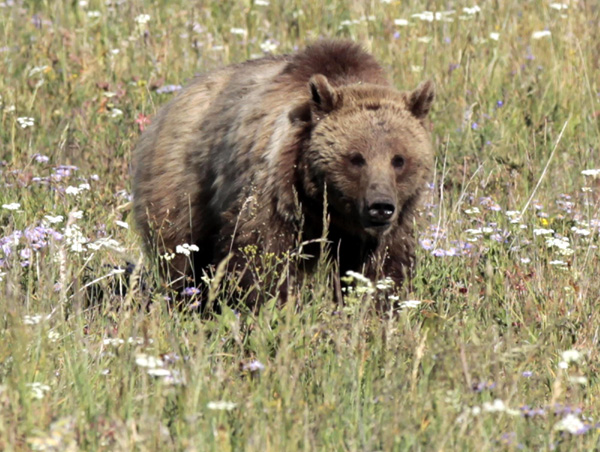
[392,155,405,169]
[349,153,366,167]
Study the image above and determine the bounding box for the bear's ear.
[308,74,339,114]
[407,80,435,119]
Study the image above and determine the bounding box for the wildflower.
[27,382,51,400]
[156,84,182,94]
[571,227,590,236]
[568,376,587,385]
[255,0,269,5]
[134,14,151,25]
[110,108,123,118]
[260,39,279,53]
[182,287,201,296]
[522,370,533,377]
[561,349,582,363]
[135,353,163,368]
[17,117,34,128]
[44,215,63,224]
[532,30,551,39]
[549,260,568,266]
[86,10,101,18]
[135,113,151,131]
[489,32,500,41]
[207,401,237,411]
[463,6,481,15]
[394,19,409,26]
[399,300,422,309]
[47,330,60,342]
[103,338,125,346]
[554,414,587,434]
[464,207,480,214]
[549,3,568,10]
[33,153,49,163]
[115,220,129,229]
[2,202,21,210]
[230,27,247,35]
[581,169,600,177]
[175,243,199,256]
[24,314,43,325]
[533,228,554,236]
[546,236,573,255]
[482,399,520,415]
[411,11,455,22]
[242,360,265,372]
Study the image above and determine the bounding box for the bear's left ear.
[308,74,340,114]
[407,80,435,119]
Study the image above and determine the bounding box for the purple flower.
[156,84,182,94]
[496,100,504,108]
[33,153,49,163]
[182,287,201,296]
[431,249,446,257]
[243,359,265,372]
[522,370,533,377]
[471,122,478,130]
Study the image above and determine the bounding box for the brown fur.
[132,40,435,304]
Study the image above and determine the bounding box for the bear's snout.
[367,201,395,224]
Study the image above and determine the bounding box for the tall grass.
[1,0,599,450]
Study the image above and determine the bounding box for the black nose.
[368,202,395,223]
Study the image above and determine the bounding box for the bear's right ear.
[407,79,435,119]
[308,74,340,114]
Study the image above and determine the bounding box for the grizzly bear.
[132,40,435,306]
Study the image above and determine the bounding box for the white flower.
[546,237,573,255]
[489,32,500,41]
[464,207,480,214]
[561,349,582,363]
[242,360,265,372]
[44,215,63,224]
[260,39,278,53]
[532,30,551,39]
[345,270,371,285]
[568,375,587,385]
[2,202,21,211]
[254,0,269,5]
[47,330,60,342]
[110,108,123,118]
[27,382,50,400]
[549,3,568,10]
[571,227,590,236]
[554,414,585,434]
[549,260,568,266]
[417,36,432,43]
[17,117,35,128]
[86,10,101,18]
[394,19,409,26]
[70,210,84,220]
[135,354,163,368]
[176,243,199,256]
[103,338,125,346]
[463,5,481,15]
[207,401,237,411]
[483,399,506,412]
[147,368,172,377]
[399,300,422,309]
[115,220,129,229]
[24,315,43,325]
[581,169,600,177]
[230,27,247,35]
[134,14,151,25]
[411,11,455,22]
[533,228,554,236]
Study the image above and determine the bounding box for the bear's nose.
[367,202,395,223]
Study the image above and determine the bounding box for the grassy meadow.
[1,0,600,450]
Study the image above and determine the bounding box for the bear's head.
[287,74,435,238]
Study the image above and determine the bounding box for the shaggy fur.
[132,40,435,304]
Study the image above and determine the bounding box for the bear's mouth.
[362,219,393,235]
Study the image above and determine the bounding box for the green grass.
[1,0,600,450]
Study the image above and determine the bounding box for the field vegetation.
[1,0,600,450]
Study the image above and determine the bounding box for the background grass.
[1,0,600,450]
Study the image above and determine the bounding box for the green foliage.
[1,0,600,450]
